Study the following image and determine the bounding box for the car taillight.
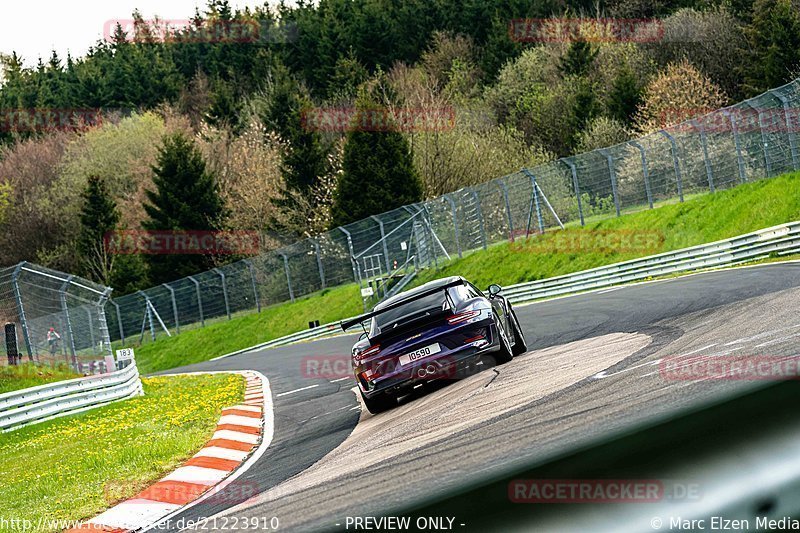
[464,333,486,344]
[356,344,380,360]
[447,310,481,325]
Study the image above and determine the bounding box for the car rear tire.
[361,390,396,414]
[510,309,527,356]
[495,326,514,365]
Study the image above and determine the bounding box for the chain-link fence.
[108,77,800,345]
[0,262,113,372]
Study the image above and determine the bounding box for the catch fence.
[0,262,114,372]
[108,78,800,343]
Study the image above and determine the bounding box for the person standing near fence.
[47,327,61,356]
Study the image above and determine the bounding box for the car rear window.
[372,290,451,333]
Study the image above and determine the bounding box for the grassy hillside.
[413,172,800,289]
[134,172,800,374]
[135,283,363,374]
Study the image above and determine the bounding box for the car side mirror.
[487,284,502,298]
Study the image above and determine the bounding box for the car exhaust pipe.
[416,364,438,378]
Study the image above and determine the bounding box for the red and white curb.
[67,371,273,532]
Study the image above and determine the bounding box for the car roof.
[374,276,465,311]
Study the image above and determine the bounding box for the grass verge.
[413,172,800,289]
[0,363,81,395]
[0,373,242,531]
[134,283,363,374]
[133,171,800,374]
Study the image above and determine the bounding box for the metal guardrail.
[0,363,143,432]
[503,221,800,302]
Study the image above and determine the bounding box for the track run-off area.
[150,262,800,532]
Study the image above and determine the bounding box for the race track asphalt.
[153,262,800,532]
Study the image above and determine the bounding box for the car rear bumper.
[358,322,501,399]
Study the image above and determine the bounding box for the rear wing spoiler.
[340,278,464,332]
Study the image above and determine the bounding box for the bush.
[633,59,728,135]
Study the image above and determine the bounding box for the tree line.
[0,0,798,294]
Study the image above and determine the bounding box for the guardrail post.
[773,91,799,170]
[10,262,33,361]
[659,130,684,202]
[370,215,392,275]
[443,194,462,258]
[692,119,715,192]
[598,149,621,217]
[61,277,78,367]
[279,253,295,302]
[497,178,515,241]
[726,109,747,183]
[310,239,326,290]
[338,227,360,284]
[521,169,544,235]
[628,141,653,209]
[559,158,584,226]
[110,299,125,346]
[162,283,179,333]
[213,268,231,320]
[188,276,204,327]
[470,190,488,249]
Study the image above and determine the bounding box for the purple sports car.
[341,276,527,413]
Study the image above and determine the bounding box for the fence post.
[773,91,799,170]
[497,178,515,241]
[10,262,33,361]
[470,190,488,250]
[188,276,204,327]
[213,268,231,320]
[60,277,78,367]
[692,119,715,192]
[311,239,326,290]
[138,291,156,342]
[726,109,747,183]
[659,130,684,202]
[745,101,772,177]
[521,169,544,235]
[95,288,113,358]
[279,253,295,302]
[560,158,584,226]
[85,307,96,353]
[162,283,179,334]
[338,227,360,284]
[628,141,653,209]
[444,194,462,258]
[243,260,261,312]
[597,149,621,217]
[110,299,125,346]
[370,215,392,275]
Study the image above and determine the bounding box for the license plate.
[398,343,441,366]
